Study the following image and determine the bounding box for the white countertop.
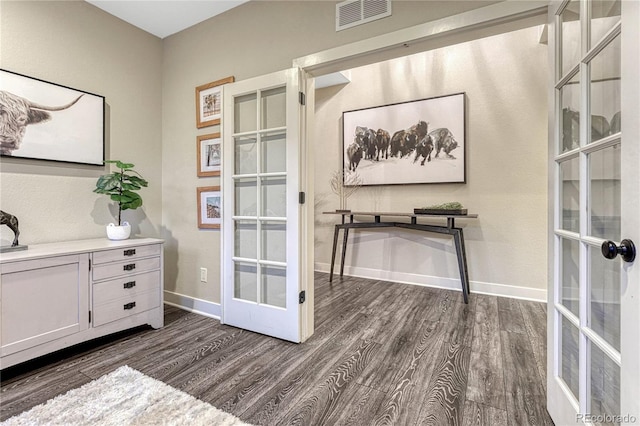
[0,237,164,263]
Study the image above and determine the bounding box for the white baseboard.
[314,262,547,303]
[163,290,221,320]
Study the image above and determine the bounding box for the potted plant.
[94,160,148,240]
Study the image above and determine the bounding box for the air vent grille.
[363,0,388,19]
[338,0,362,27]
[336,0,392,32]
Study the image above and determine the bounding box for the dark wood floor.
[0,273,553,425]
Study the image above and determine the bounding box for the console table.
[324,211,478,304]
[0,237,164,369]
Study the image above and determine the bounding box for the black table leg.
[329,225,340,283]
[459,228,471,295]
[453,229,469,304]
[340,227,349,278]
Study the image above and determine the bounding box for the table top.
[322,211,478,219]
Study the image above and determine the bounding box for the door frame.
[293,1,548,77]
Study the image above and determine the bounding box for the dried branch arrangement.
[330,169,362,211]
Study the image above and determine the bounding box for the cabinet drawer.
[93,290,160,327]
[92,257,160,281]
[93,270,160,305]
[92,244,161,265]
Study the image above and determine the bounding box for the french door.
[221,68,313,343]
[548,0,640,424]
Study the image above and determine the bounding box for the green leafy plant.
[94,160,148,226]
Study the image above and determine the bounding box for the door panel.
[548,1,639,424]
[222,68,311,343]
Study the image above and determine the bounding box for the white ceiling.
[86,0,249,39]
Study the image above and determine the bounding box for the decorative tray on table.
[414,202,467,215]
[414,208,468,215]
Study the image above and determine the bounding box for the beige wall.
[161,1,500,304]
[0,1,163,245]
[314,25,548,296]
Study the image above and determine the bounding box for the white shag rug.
[1,366,251,426]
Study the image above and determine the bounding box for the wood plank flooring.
[0,273,553,425]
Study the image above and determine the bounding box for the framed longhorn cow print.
[342,92,466,186]
[0,69,105,166]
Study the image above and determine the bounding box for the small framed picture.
[195,76,234,128]
[197,133,221,177]
[197,186,221,229]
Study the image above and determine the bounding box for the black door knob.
[601,239,636,263]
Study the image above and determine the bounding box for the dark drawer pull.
[123,264,136,271]
[124,249,136,257]
[123,281,136,289]
[124,302,136,310]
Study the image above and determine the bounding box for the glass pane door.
[548,1,640,424]
[222,69,305,343]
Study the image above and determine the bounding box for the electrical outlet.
[200,267,208,283]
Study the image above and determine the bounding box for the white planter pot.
[106,222,131,240]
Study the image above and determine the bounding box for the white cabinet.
[91,245,162,328]
[0,238,163,369]
[1,254,89,357]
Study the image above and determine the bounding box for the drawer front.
[93,290,160,327]
[92,244,162,265]
[92,257,160,281]
[93,270,160,305]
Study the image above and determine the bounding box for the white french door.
[221,68,313,343]
[548,0,640,424]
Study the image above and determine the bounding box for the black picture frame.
[0,69,105,166]
[342,92,466,186]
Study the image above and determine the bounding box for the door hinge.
[299,91,306,105]
[89,259,91,271]
[89,310,92,323]
[299,191,306,204]
[299,290,306,304]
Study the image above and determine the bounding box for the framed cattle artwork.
[0,69,105,166]
[342,92,466,186]
[195,76,234,128]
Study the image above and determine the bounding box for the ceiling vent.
[336,0,392,32]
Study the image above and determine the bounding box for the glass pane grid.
[588,144,621,240]
[588,35,621,144]
[588,340,621,425]
[560,0,581,77]
[260,86,286,130]
[261,130,287,173]
[234,135,257,175]
[234,261,257,303]
[560,314,580,401]
[234,86,288,308]
[560,157,580,232]
[234,93,257,134]
[590,1,621,49]
[261,265,286,309]
[561,238,580,317]
[560,72,581,153]
[234,178,257,217]
[234,220,257,259]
